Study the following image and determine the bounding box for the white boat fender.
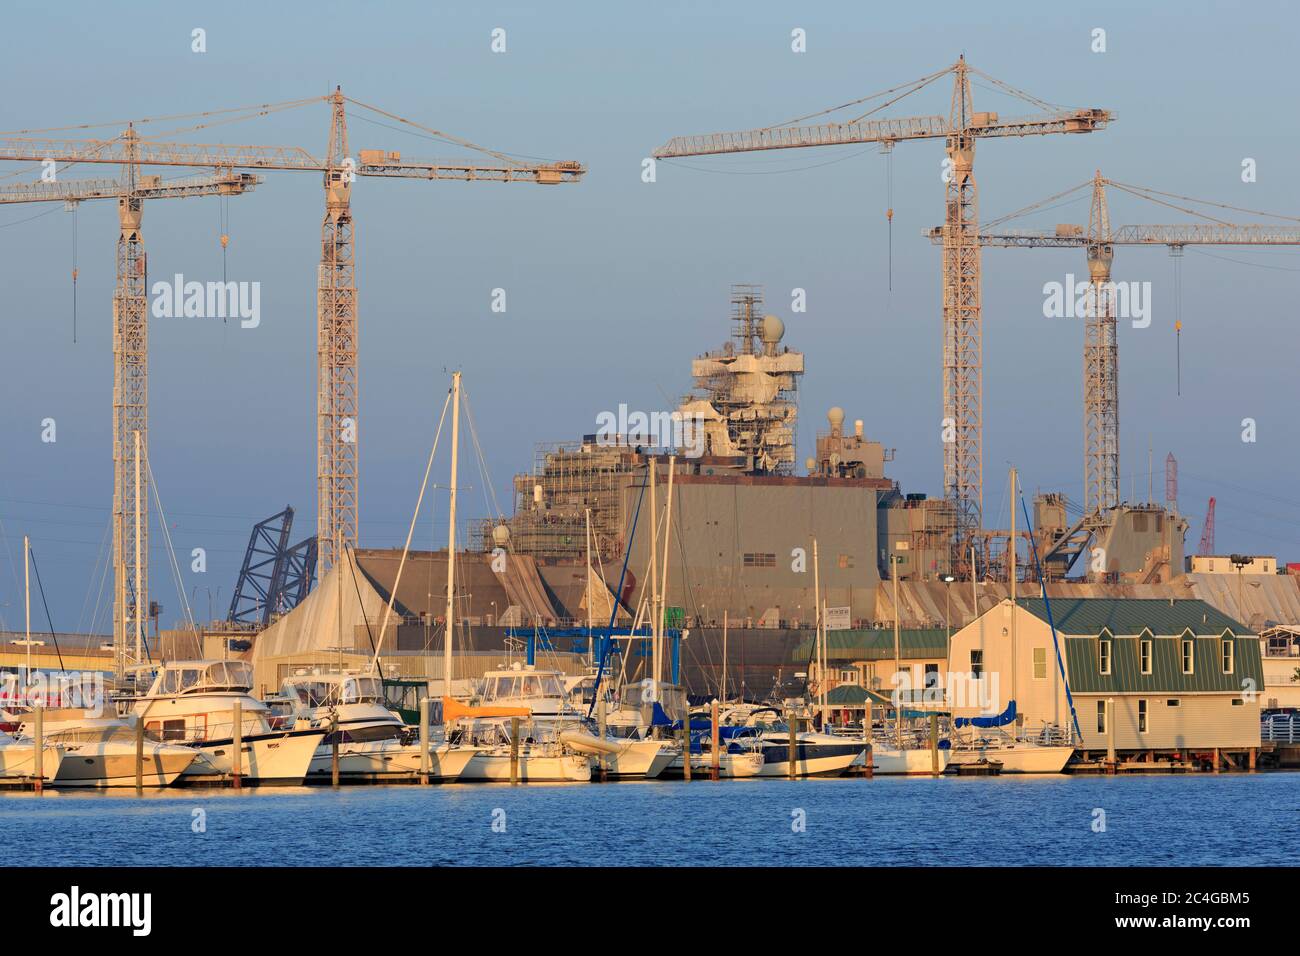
[558,730,621,755]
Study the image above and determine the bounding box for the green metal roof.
[1018,597,1249,638]
[1063,633,1263,694]
[790,628,949,663]
[824,684,893,706]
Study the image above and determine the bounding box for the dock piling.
[710,699,720,781]
[930,714,939,777]
[232,701,242,789]
[33,705,43,793]
[510,716,520,785]
[330,712,340,787]
[135,715,144,791]
[787,708,797,780]
[419,697,430,784]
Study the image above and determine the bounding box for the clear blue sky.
[1,0,1297,632]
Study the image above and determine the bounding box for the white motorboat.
[0,729,64,785]
[719,705,866,777]
[871,742,951,775]
[14,709,196,787]
[125,660,325,785]
[280,671,473,782]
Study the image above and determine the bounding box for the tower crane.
[0,92,585,668]
[932,172,1300,526]
[653,57,1111,558]
[0,170,260,677]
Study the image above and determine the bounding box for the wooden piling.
[33,705,43,793]
[597,696,608,782]
[330,713,340,787]
[419,697,430,784]
[135,716,144,790]
[930,714,939,777]
[510,716,520,784]
[787,709,798,780]
[710,699,720,782]
[682,721,692,782]
[232,701,242,789]
[1212,747,1220,774]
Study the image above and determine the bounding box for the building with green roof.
[947,597,1262,759]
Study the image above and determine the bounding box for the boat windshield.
[485,673,565,701]
[158,661,253,694]
[342,676,382,703]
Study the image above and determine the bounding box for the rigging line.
[137,101,328,144]
[965,66,1062,112]
[70,203,78,343]
[74,514,111,637]
[25,547,66,672]
[344,547,383,681]
[981,178,1093,229]
[141,449,196,634]
[0,96,328,136]
[661,145,877,176]
[0,206,61,229]
[459,387,505,521]
[1186,247,1300,272]
[768,65,952,128]
[1106,179,1300,224]
[370,387,453,672]
[342,96,523,167]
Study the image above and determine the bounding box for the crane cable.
[70,203,78,343]
[885,144,894,293]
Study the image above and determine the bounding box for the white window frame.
[1099,638,1112,676]
[1032,646,1047,680]
[1137,698,1148,734]
[1139,632,1153,676]
[1096,699,1107,735]
[1221,636,1234,675]
[1181,634,1195,676]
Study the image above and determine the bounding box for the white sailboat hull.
[306,741,477,781]
[663,751,765,778]
[948,744,1073,774]
[461,750,592,782]
[602,739,672,778]
[872,746,950,775]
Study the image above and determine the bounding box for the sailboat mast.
[812,536,823,723]
[585,507,593,666]
[647,457,658,686]
[721,610,728,703]
[658,455,676,686]
[134,429,143,665]
[23,535,30,679]
[443,372,462,692]
[1009,466,1017,706]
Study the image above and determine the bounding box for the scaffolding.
[480,439,641,562]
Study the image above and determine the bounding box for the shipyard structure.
[208,286,1300,730]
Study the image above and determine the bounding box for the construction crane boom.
[0,171,259,204]
[0,169,261,677]
[654,57,1110,561]
[1,89,585,599]
[655,108,1110,158]
[932,172,1300,521]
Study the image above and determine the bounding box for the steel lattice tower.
[316,89,358,575]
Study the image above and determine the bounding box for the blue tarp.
[649,701,674,727]
[953,699,1017,729]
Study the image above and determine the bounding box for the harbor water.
[3,773,1295,867]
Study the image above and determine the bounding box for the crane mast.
[654,57,1111,564]
[944,173,1300,522]
[317,89,358,576]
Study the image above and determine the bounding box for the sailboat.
[432,372,589,782]
[944,467,1075,774]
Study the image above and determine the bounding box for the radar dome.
[827,406,846,431]
[492,523,511,547]
[759,314,785,345]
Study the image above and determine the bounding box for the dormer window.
[1181,637,1195,675]
[1140,637,1153,675]
[1099,638,1112,676]
[1222,639,1234,674]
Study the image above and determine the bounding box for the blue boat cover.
[650,701,674,727]
[953,699,1017,729]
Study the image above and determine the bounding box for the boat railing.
[1262,715,1300,743]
